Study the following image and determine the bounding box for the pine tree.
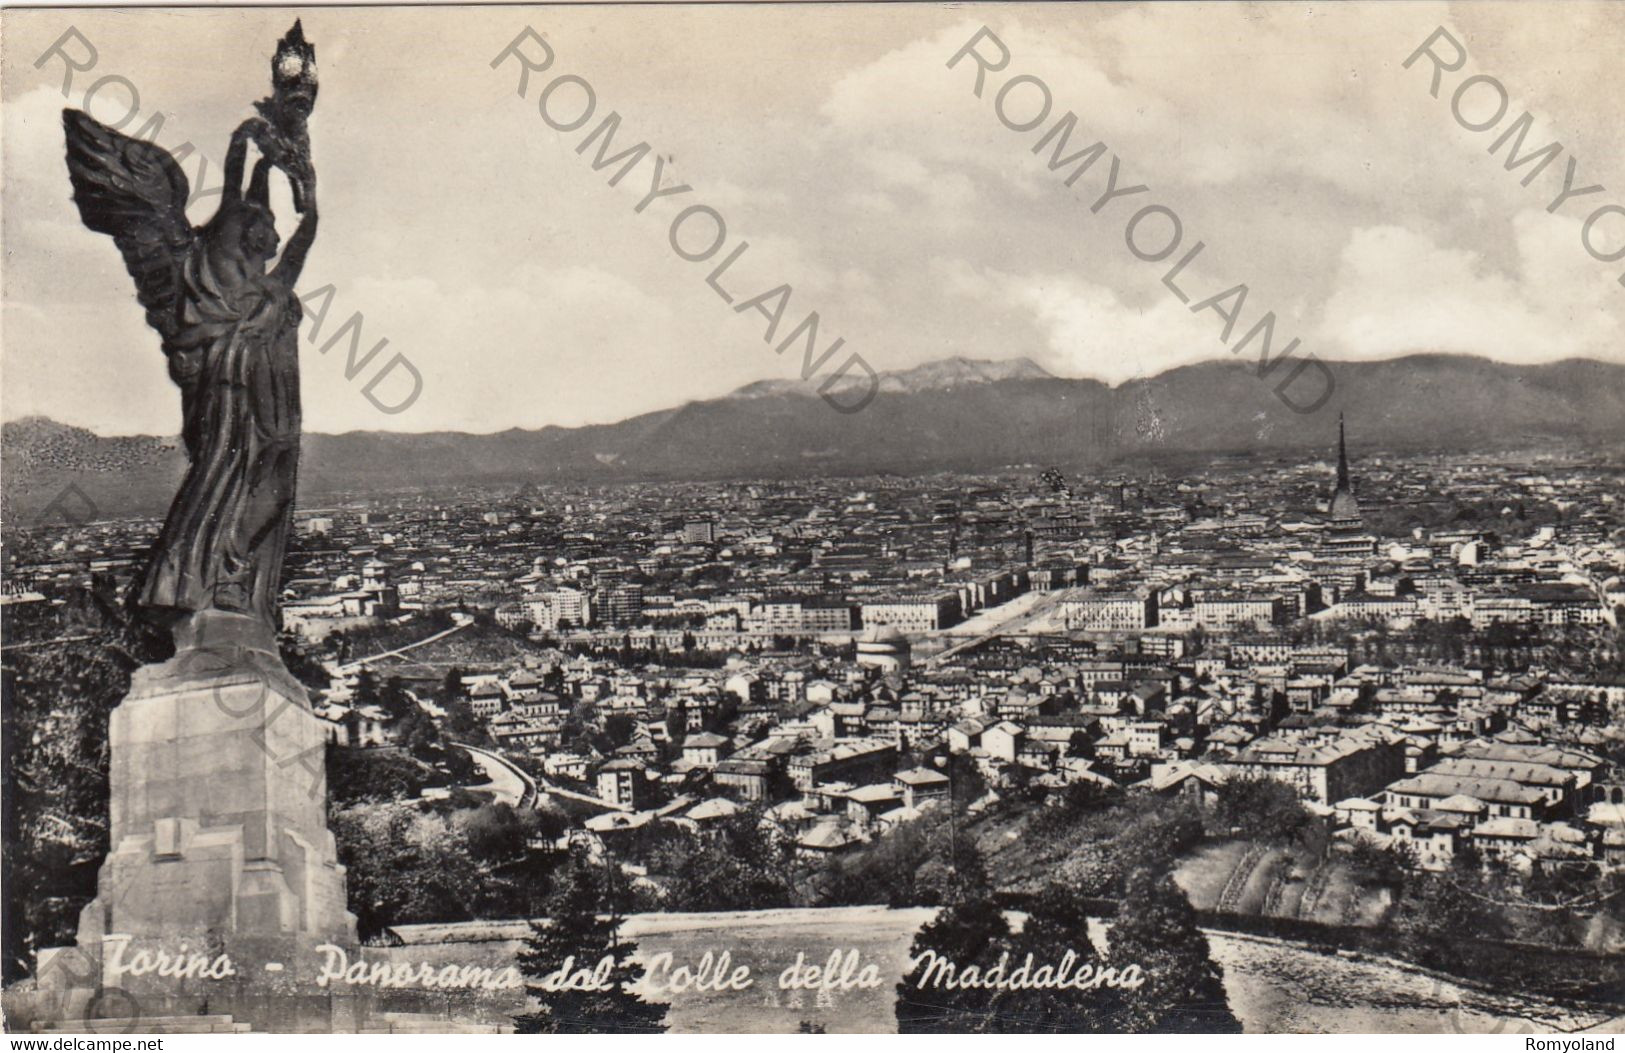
[984,881,1119,1033]
[1104,865,1241,1033]
[378,676,415,721]
[895,840,1007,1032]
[895,893,1010,1032]
[514,849,667,1034]
[352,668,381,709]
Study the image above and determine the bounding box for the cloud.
[1318,214,1621,362]
[5,4,1624,436]
[933,259,1226,384]
[300,264,752,434]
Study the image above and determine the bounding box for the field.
[1177,842,1393,927]
[393,905,1614,1033]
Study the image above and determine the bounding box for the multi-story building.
[800,597,855,632]
[1470,584,1602,628]
[527,585,592,629]
[597,757,652,809]
[469,680,505,719]
[1425,756,1580,814]
[1382,772,1547,820]
[598,584,645,626]
[1028,563,1088,591]
[1063,592,1157,631]
[860,593,961,633]
[1222,734,1405,804]
[751,596,806,632]
[1191,593,1282,631]
[788,739,898,793]
[682,732,732,768]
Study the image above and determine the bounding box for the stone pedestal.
[4,613,517,1032]
[63,612,361,1030]
[78,613,356,949]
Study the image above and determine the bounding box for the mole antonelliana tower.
[1330,413,1361,524]
[1321,413,1376,559]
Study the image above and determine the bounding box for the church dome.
[858,625,908,649]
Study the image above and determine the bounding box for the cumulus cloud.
[932,259,1242,384]
[5,4,1623,435]
[1318,214,1622,362]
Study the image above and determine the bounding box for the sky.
[3,2,1623,436]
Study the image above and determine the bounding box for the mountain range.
[5,353,1623,521]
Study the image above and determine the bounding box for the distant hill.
[5,353,1623,522]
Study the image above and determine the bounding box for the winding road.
[456,742,534,809]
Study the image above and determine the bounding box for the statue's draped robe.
[138,243,302,627]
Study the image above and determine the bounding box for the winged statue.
[62,22,318,638]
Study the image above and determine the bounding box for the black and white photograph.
[2,0,1624,1038]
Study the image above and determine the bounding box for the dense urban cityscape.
[5,418,1625,1030]
[6,0,1625,1035]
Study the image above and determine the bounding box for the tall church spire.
[1336,412,1351,492]
[1330,412,1360,521]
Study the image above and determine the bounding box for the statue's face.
[240,207,280,265]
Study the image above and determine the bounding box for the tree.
[327,744,438,805]
[379,676,415,721]
[664,707,688,743]
[331,802,487,940]
[1345,839,1407,888]
[441,697,491,747]
[392,704,441,757]
[1107,803,1204,887]
[461,802,530,862]
[893,833,1016,1032]
[603,714,637,750]
[3,628,134,981]
[1104,865,1241,1033]
[939,752,988,811]
[984,881,1119,1032]
[895,892,1010,1032]
[352,668,381,707]
[1211,776,1316,845]
[818,807,986,908]
[1391,856,1515,970]
[662,811,795,911]
[514,849,667,1034]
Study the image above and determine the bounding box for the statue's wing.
[62,108,196,342]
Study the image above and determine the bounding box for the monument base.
[26,613,367,1031]
[3,615,521,1032]
[77,612,356,950]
